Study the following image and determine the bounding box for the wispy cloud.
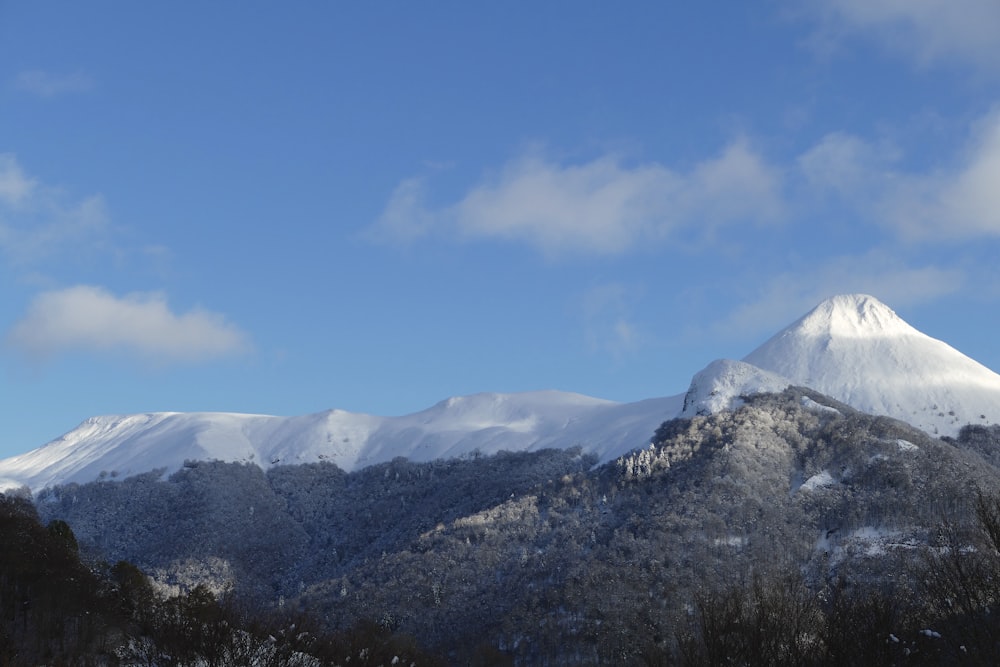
[916,111,1000,237]
[0,194,109,265]
[6,285,252,364]
[366,178,437,245]
[798,132,895,199]
[0,153,110,267]
[799,109,1000,240]
[15,70,94,97]
[798,0,1000,73]
[718,252,965,339]
[0,154,37,206]
[368,141,783,257]
[579,283,645,358]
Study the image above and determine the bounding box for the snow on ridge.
[680,359,792,417]
[0,411,290,493]
[0,390,682,492]
[417,390,612,431]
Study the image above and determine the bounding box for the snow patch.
[816,525,917,562]
[800,396,841,415]
[799,470,835,492]
[848,527,911,556]
[713,536,746,548]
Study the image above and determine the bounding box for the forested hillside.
[22,388,1000,664]
[0,491,443,665]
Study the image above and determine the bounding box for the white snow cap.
[743,293,1000,436]
[786,293,916,339]
[681,293,1000,436]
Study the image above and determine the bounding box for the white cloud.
[929,112,1000,236]
[7,285,252,364]
[798,110,1000,240]
[802,0,1000,72]
[372,110,1000,260]
[15,70,94,97]
[719,253,965,338]
[452,153,674,254]
[370,142,783,256]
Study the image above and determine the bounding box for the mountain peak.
[792,294,916,339]
[742,294,1000,436]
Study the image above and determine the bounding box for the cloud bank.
[7,286,252,364]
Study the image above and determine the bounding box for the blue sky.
[3,1,1000,458]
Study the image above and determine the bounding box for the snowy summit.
[2,294,1000,492]
[742,294,1000,436]
[683,294,1000,437]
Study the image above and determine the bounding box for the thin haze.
[1,1,999,457]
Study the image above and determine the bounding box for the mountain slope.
[0,391,683,492]
[742,294,1000,436]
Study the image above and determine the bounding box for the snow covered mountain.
[684,294,1000,436]
[3,293,1000,493]
[0,391,683,492]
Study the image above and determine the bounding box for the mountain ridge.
[4,293,1000,492]
[0,391,683,492]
